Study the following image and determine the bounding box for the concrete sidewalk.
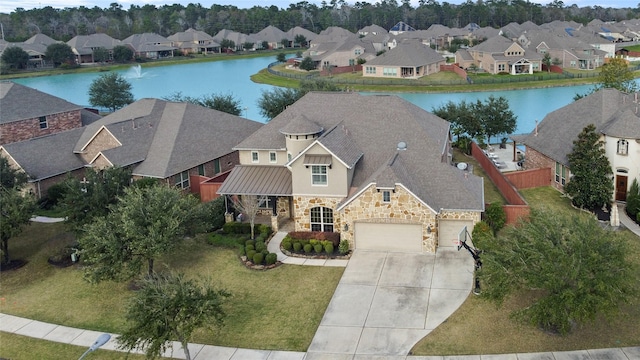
[618,203,640,236]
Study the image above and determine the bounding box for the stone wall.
[80,128,121,163]
[524,147,564,191]
[339,185,438,252]
[0,110,82,144]
[293,196,343,231]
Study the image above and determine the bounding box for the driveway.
[306,248,474,359]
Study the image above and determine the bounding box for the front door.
[615,175,628,201]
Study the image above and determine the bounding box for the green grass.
[452,148,505,204]
[0,226,344,352]
[0,333,163,360]
[411,186,640,355]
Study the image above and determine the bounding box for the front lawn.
[0,224,344,352]
[411,186,640,355]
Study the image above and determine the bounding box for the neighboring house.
[67,33,122,64]
[213,29,258,51]
[285,26,317,47]
[121,33,176,59]
[217,92,484,253]
[0,34,60,68]
[168,28,221,54]
[358,24,388,37]
[304,34,377,69]
[517,88,640,202]
[389,21,416,35]
[0,98,262,199]
[363,39,445,78]
[457,35,542,74]
[0,81,101,144]
[526,31,606,70]
[251,25,288,49]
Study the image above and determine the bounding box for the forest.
[0,0,638,42]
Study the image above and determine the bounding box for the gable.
[79,126,122,163]
[505,42,525,56]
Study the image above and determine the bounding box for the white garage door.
[438,219,475,248]
[354,222,423,252]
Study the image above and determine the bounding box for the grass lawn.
[0,224,344,352]
[411,186,640,355]
[452,148,505,204]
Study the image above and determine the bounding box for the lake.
[12,56,597,137]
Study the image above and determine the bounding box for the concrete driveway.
[306,248,474,359]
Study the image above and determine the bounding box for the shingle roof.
[67,33,122,55]
[251,25,288,43]
[278,114,323,136]
[122,33,176,52]
[0,82,83,125]
[235,92,483,211]
[366,39,445,67]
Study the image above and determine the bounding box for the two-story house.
[518,88,640,202]
[167,28,221,55]
[456,35,542,74]
[218,92,484,253]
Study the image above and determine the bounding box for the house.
[0,98,262,199]
[66,33,123,64]
[363,39,445,79]
[285,26,317,47]
[213,29,258,51]
[518,88,640,202]
[121,33,176,60]
[0,34,60,68]
[0,81,101,144]
[457,35,542,74]
[217,92,484,253]
[251,25,288,49]
[168,28,221,54]
[304,35,377,69]
[526,31,606,70]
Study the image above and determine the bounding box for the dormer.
[279,114,324,162]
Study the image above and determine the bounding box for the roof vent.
[397,141,407,150]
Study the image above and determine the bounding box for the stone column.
[271,215,279,232]
[225,213,234,223]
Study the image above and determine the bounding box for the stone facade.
[339,185,438,252]
[0,110,82,145]
[524,147,563,191]
[80,127,121,163]
[293,196,343,231]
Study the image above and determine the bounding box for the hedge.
[286,231,340,246]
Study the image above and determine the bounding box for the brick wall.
[524,147,565,191]
[0,110,82,144]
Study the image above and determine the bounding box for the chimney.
[534,119,538,136]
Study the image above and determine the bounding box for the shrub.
[484,202,506,235]
[318,231,341,246]
[265,253,277,265]
[626,179,640,218]
[245,240,255,247]
[245,244,255,252]
[471,220,493,249]
[287,231,341,246]
[258,224,272,236]
[282,240,293,251]
[310,239,319,246]
[338,240,349,255]
[324,243,334,254]
[303,244,313,253]
[252,252,264,265]
[314,244,323,253]
[256,233,267,242]
[246,250,257,260]
[45,182,67,208]
[293,242,303,252]
[255,241,267,252]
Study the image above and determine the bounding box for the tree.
[597,57,638,93]
[45,43,75,66]
[1,46,29,69]
[261,40,269,50]
[118,272,230,360]
[276,52,286,62]
[294,34,307,47]
[163,91,242,116]
[564,124,613,210]
[88,72,134,112]
[257,87,303,120]
[59,167,132,234]
[299,56,315,71]
[478,208,636,335]
[280,37,289,48]
[542,52,551,72]
[220,39,235,52]
[626,179,640,219]
[0,156,35,266]
[230,194,265,239]
[432,100,483,141]
[476,95,517,144]
[242,42,254,51]
[79,184,200,282]
[92,46,110,63]
[112,45,133,63]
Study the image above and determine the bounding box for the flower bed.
[280,231,351,259]
[208,223,280,270]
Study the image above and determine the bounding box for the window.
[39,116,48,129]
[382,190,391,203]
[269,151,277,163]
[617,139,628,155]
[311,165,327,185]
[383,67,397,76]
[310,207,334,232]
[498,63,505,71]
[349,58,355,66]
[251,151,259,163]
[287,153,292,162]
[555,162,567,186]
[258,196,271,209]
[366,66,376,74]
[175,171,190,189]
[214,159,221,174]
[354,48,362,55]
[198,164,205,176]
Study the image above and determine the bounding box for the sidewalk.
[617,203,640,236]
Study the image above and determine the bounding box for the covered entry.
[438,219,474,248]
[354,222,423,252]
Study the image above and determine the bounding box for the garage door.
[438,219,474,248]
[354,222,423,252]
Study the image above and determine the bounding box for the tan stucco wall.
[239,149,288,166]
[290,143,348,197]
[285,135,317,159]
[339,185,438,252]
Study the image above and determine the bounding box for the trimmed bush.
[310,239,319,246]
[484,202,506,235]
[265,253,277,265]
[324,243,334,254]
[252,252,264,265]
[338,239,349,255]
[258,224,272,236]
[314,244,323,253]
[293,242,302,252]
[245,244,255,252]
[223,222,252,235]
[255,241,267,252]
[245,240,255,247]
[303,244,313,253]
[287,231,341,247]
[282,240,293,251]
[246,249,257,260]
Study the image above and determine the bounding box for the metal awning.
[217,165,292,196]
[303,154,332,166]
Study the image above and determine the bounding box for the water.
[11,57,599,136]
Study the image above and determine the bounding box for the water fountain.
[129,64,143,79]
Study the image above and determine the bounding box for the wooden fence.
[504,168,552,189]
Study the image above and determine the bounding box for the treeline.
[0,0,638,42]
